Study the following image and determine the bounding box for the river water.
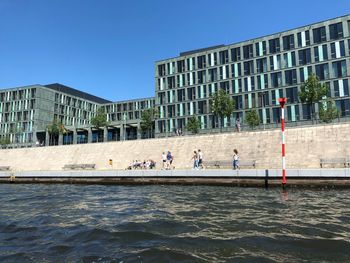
[0,184,349,262]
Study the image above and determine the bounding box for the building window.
[219,50,229,64]
[158,64,166,76]
[312,26,327,43]
[243,44,253,59]
[269,38,280,54]
[329,22,343,40]
[177,60,185,73]
[271,72,282,88]
[336,99,350,116]
[255,41,266,56]
[243,60,254,75]
[314,44,328,62]
[282,52,296,68]
[315,63,330,80]
[231,63,241,78]
[197,55,206,69]
[330,41,345,59]
[256,58,267,73]
[332,60,347,78]
[334,79,349,97]
[298,48,311,65]
[269,55,282,70]
[297,31,310,47]
[284,69,297,85]
[286,87,298,103]
[299,66,312,82]
[282,34,295,50]
[208,68,218,82]
[231,47,241,62]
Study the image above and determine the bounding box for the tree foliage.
[91,107,108,128]
[319,99,339,123]
[140,108,158,138]
[299,74,328,121]
[210,89,235,129]
[0,136,11,146]
[245,109,260,129]
[47,119,66,145]
[186,117,201,134]
[47,119,66,135]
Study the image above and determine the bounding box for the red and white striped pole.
[278,98,287,187]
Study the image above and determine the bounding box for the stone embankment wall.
[0,123,349,171]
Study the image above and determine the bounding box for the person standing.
[233,149,240,170]
[161,152,167,169]
[198,149,203,169]
[235,117,241,132]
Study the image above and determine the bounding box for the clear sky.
[0,0,349,102]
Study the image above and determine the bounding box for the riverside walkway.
[1,169,350,187]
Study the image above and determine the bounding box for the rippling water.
[0,184,350,262]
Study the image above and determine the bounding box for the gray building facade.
[155,14,350,136]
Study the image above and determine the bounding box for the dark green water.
[0,184,349,262]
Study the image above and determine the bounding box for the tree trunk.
[220,116,223,132]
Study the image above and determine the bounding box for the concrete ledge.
[1,169,350,187]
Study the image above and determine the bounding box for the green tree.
[140,108,158,138]
[91,107,108,128]
[245,109,260,129]
[186,117,201,134]
[299,74,328,122]
[319,99,339,123]
[0,135,11,148]
[211,89,235,131]
[47,119,66,145]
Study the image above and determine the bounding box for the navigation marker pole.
[279,98,287,188]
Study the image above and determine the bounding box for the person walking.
[166,151,174,169]
[233,149,240,170]
[191,150,199,169]
[198,149,203,169]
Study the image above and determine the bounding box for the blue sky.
[0,0,349,102]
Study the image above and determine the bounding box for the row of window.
[158,42,349,88]
[157,79,349,117]
[55,93,99,112]
[158,21,348,76]
[0,89,36,102]
[156,98,350,133]
[103,100,154,113]
[157,60,348,94]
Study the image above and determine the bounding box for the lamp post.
[278,97,287,188]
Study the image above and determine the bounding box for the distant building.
[1,14,350,147]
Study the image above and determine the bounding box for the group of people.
[162,151,174,170]
[35,140,44,147]
[126,159,156,170]
[126,148,239,171]
[191,149,204,169]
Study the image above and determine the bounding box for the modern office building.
[1,14,350,147]
[155,14,350,136]
[0,83,154,147]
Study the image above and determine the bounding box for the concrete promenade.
[1,169,350,187]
